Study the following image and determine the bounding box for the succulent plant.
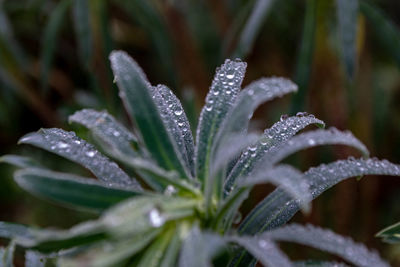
[1,51,400,266]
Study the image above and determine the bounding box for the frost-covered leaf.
[0,154,42,169]
[69,109,140,158]
[239,158,400,236]
[195,59,246,185]
[294,260,349,267]
[216,77,298,141]
[14,168,142,212]
[376,221,400,244]
[229,236,291,267]
[336,0,358,79]
[262,224,389,267]
[110,51,189,179]
[225,114,324,195]
[18,128,141,189]
[179,226,225,267]
[25,251,46,267]
[156,84,195,176]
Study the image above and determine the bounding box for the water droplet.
[164,185,177,196]
[248,89,254,96]
[280,114,289,121]
[86,151,96,157]
[226,73,235,79]
[57,142,69,149]
[226,90,232,94]
[74,140,81,144]
[174,109,183,116]
[148,208,165,227]
[258,239,269,248]
[212,90,220,96]
[113,131,120,137]
[205,106,213,111]
[308,139,316,145]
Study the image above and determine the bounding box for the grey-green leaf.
[229,236,291,267]
[18,128,141,189]
[294,260,349,267]
[225,114,325,195]
[69,108,140,158]
[376,221,400,244]
[336,0,358,79]
[0,154,42,169]
[3,241,15,267]
[195,59,246,184]
[109,51,189,179]
[215,77,298,145]
[25,251,46,267]
[14,168,142,212]
[263,224,388,267]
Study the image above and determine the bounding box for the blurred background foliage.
[1,0,400,264]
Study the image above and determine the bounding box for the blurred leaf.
[2,241,15,267]
[232,0,276,58]
[290,0,317,113]
[19,128,142,189]
[25,251,46,267]
[110,51,190,179]
[41,0,72,93]
[361,1,400,68]
[0,154,42,169]
[72,0,93,69]
[137,228,173,267]
[14,168,143,212]
[336,0,358,79]
[376,221,400,244]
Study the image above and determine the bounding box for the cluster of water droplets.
[243,77,298,103]
[69,109,140,157]
[156,84,195,175]
[224,114,324,195]
[264,224,389,267]
[19,128,139,189]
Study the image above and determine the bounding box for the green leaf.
[376,221,400,244]
[109,51,190,179]
[225,114,325,195]
[137,228,173,267]
[219,78,297,137]
[41,0,72,92]
[2,241,15,267]
[294,261,348,267]
[156,84,195,176]
[0,154,42,168]
[232,0,277,58]
[179,226,225,267]
[69,109,141,158]
[19,128,141,189]
[262,224,389,267]
[72,0,93,68]
[360,2,400,68]
[14,168,143,212]
[290,0,317,112]
[235,158,400,266]
[160,225,182,267]
[59,229,161,267]
[25,251,46,267]
[229,236,291,267]
[336,0,358,79]
[195,58,246,185]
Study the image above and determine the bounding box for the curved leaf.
[18,128,141,189]
[14,168,142,212]
[195,59,246,185]
[225,114,325,195]
[137,228,173,267]
[262,224,388,267]
[0,154,42,169]
[376,221,400,244]
[110,51,190,179]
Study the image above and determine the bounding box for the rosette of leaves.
[1,51,400,267]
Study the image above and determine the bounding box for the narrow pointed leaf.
[336,0,358,79]
[195,59,246,184]
[14,168,142,212]
[0,155,42,169]
[18,128,141,189]
[69,109,141,158]
[3,241,15,267]
[262,224,388,267]
[153,84,195,176]
[376,221,400,244]
[25,251,46,267]
[41,0,72,92]
[234,158,400,266]
[239,158,400,236]
[233,0,276,58]
[72,0,93,68]
[179,226,225,267]
[137,228,173,267]
[109,51,189,179]
[225,114,325,194]
[229,236,291,267]
[215,77,298,144]
[160,226,182,267]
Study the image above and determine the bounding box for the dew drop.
[112,131,120,137]
[86,151,96,157]
[74,140,81,145]
[205,106,213,112]
[226,73,235,79]
[174,109,183,116]
[57,142,69,149]
[258,239,269,248]
[280,114,289,121]
[308,139,316,145]
[148,208,165,227]
[164,185,177,196]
